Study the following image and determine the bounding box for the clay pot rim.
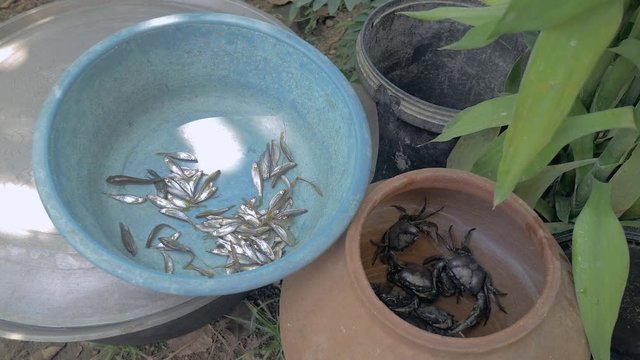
[345,168,561,353]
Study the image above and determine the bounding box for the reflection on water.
[0,183,56,236]
[0,42,28,72]
[178,117,244,174]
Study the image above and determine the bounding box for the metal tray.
[0,0,285,342]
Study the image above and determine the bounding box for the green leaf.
[398,4,506,26]
[573,180,629,360]
[609,144,640,216]
[370,0,387,7]
[555,195,572,223]
[571,134,595,195]
[611,38,640,68]
[490,0,612,35]
[621,197,640,219]
[447,128,500,171]
[619,74,640,106]
[580,52,617,109]
[495,1,624,206]
[443,20,499,50]
[312,0,329,11]
[504,54,527,94]
[434,94,516,142]
[515,159,597,207]
[546,222,574,234]
[472,132,506,180]
[344,0,361,11]
[520,107,635,180]
[328,0,341,15]
[590,57,636,112]
[535,198,556,221]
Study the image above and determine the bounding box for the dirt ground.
[0,0,361,359]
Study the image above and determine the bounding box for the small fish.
[280,131,294,162]
[268,189,287,211]
[294,176,323,197]
[250,236,276,261]
[184,263,216,277]
[119,222,137,256]
[157,152,198,162]
[164,178,192,198]
[259,144,271,180]
[159,208,193,225]
[277,208,308,219]
[167,193,192,209]
[181,168,200,178]
[269,221,291,245]
[164,156,185,177]
[146,223,177,248]
[105,193,146,204]
[208,246,230,256]
[270,162,296,180]
[184,169,203,193]
[147,194,178,209]
[160,251,174,274]
[195,205,235,218]
[106,175,159,185]
[210,223,240,237]
[193,183,217,204]
[270,140,280,171]
[200,170,221,190]
[158,236,190,253]
[251,162,263,199]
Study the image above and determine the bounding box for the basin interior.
[360,188,546,337]
[45,19,363,280]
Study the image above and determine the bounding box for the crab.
[423,226,507,334]
[371,282,419,313]
[386,260,438,301]
[371,198,443,265]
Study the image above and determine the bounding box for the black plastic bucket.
[555,227,640,359]
[356,0,527,181]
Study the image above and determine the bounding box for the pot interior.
[362,0,527,110]
[360,187,547,337]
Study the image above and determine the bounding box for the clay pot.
[280,168,589,359]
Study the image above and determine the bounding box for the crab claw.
[449,291,489,334]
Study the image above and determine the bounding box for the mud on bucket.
[356,0,527,181]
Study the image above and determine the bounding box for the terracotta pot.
[280,168,589,359]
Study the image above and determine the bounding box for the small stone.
[325,19,335,27]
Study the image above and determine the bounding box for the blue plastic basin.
[32,13,371,296]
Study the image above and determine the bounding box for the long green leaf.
[472,132,506,180]
[580,52,617,108]
[573,180,629,360]
[495,1,624,206]
[621,198,640,219]
[515,159,597,207]
[504,54,527,94]
[472,107,635,182]
[571,134,595,196]
[609,144,640,215]
[590,56,637,112]
[522,107,635,180]
[399,4,506,26]
[328,0,341,15]
[447,128,501,171]
[535,198,556,221]
[312,0,329,11]
[610,38,640,66]
[344,0,360,11]
[489,0,612,35]
[619,74,640,106]
[434,94,516,142]
[546,222,574,233]
[443,20,499,50]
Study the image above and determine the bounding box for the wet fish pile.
[105,132,321,276]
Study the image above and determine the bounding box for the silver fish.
[164,178,192,198]
[157,151,198,162]
[270,162,296,179]
[270,140,280,171]
[251,162,263,199]
[208,246,230,256]
[207,223,240,237]
[269,222,291,245]
[164,156,185,176]
[184,263,215,277]
[259,144,271,180]
[106,193,146,204]
[185,169,203,194]
[280,131,294,162]
[160,251,174,274]
[268,189,287,211]
[159,208,193,225]
[147,194,179,210]
[195,205,235,218]
[167,193,192,209]
[146,223,177,248]
[277,208,308,219]
[119,222,137,256]
[193,183,217,204]
[250,236,276,261]
[181,168,200,178]
[200,170,221,191]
